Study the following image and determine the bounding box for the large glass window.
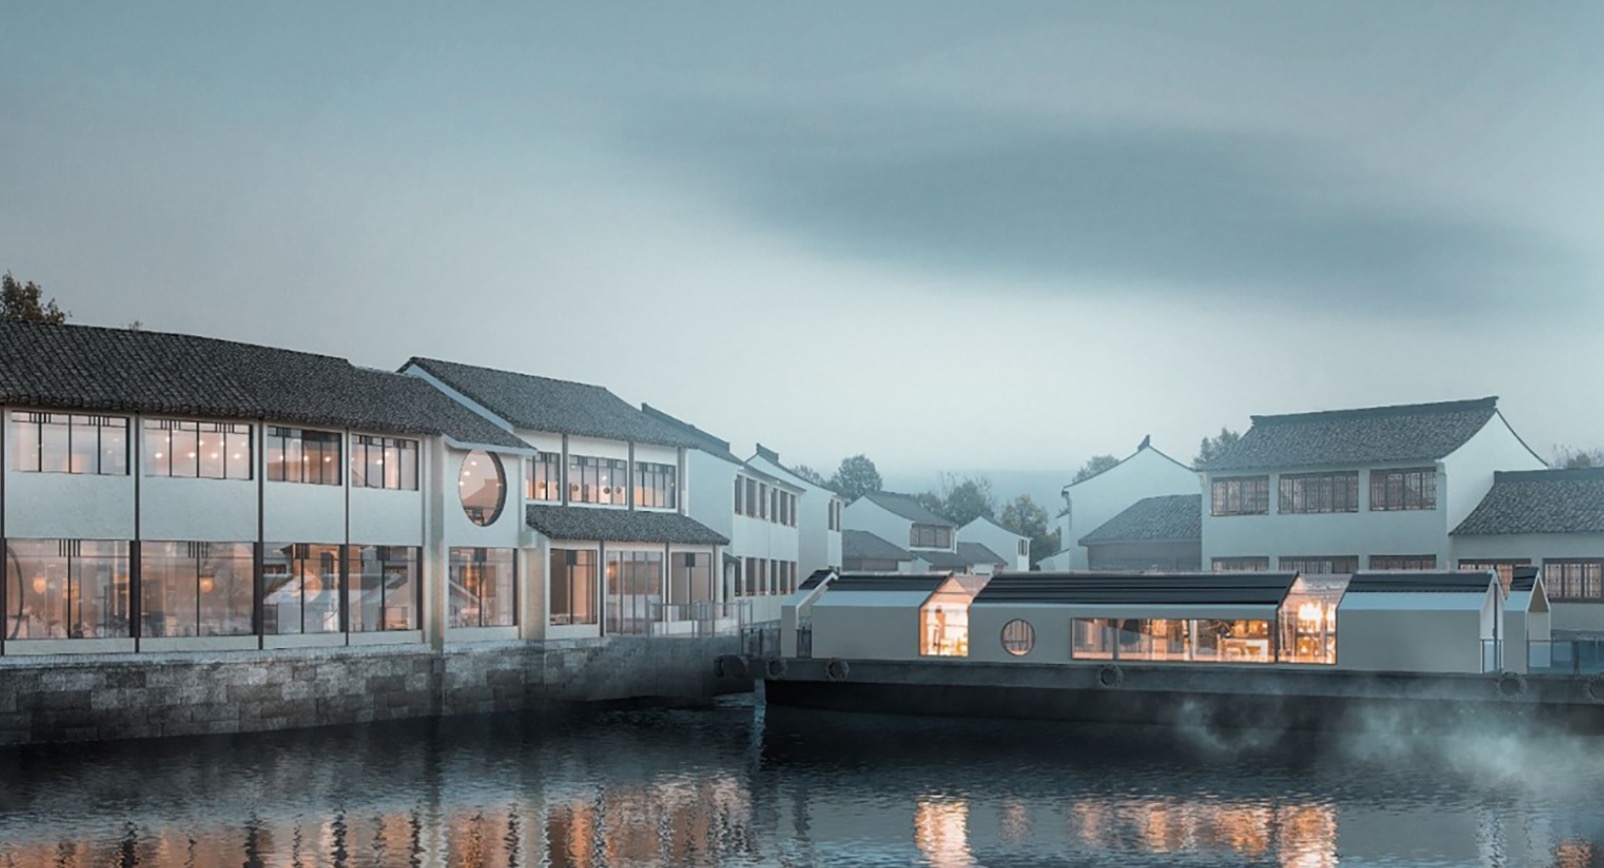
[527,452,562,502]
[634,461,677,509]
[1279,556,1359,575]
[605,550,662,635]
[1369,554,1437,571]
[1545,560,1604,602]
[143,420,252,480]
[4,539,130,639]
[262,543,342,635]
[1278,472,1358,514]
[348,545,421,632]
[265,427,341,485]
[568,455,627,506]
[910,524,953,548]
[1370,467,1437,511]
[1001,619,1035,656]
[458,451,506,526]
[448,547,515,628]
[920,578,973,657]
[10,412,128,475]
[350,435,419,491]
[1073,618,1272,663]
[1211,476,1270,516]
[140,541,254,638]
[668,552,713,606]
[1276,575,1347,665]
[550,549,598,626]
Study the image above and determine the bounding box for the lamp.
[199,576,216,594]
[31,576,47,596]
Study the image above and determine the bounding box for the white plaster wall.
[967,603,1068,664]
[745,455,844,576]
[684,451,736,541]
[1450,532,1604,631]
[633,443,677,467]
[1200,461,1453,567]
[139,476,258,542]
[730,514,800,563]
[261,478,345,544]
[1440,415,1547,533]
[811,595,927,660]
[442,447,522,549]
[843,500,914,552]
[1336,604,1485,673]
[566,435,628,462]
[1064,449,1199,570]
[349,487,424,546]
[3,470,136,540]
[960,519,1029,571]
[514,430,562,455]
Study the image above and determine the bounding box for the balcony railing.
[605,600,750,638]
[1480,639,1604,674]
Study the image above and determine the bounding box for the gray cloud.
[633,101,1594,316]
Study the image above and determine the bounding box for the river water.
[2,695,1603,867]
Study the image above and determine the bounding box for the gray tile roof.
[858,491,955,527]
[1345,572,1495,593]
[1452,468,1604,536]
[842,530,914,562]
[1078,494,1202,546]
[915,549,971,569]
[407,357,701,448]
[828,573,949,593]
[973,572,1298,606]
[956,541,1008,566]
[640,403,741,463]
[0,322,527,449]
[1197,397,1501,473]
[525,505,728,545]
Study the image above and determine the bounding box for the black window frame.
[265,426,342,485]
[1278,471,1359,514]
[1210,476,1270,516]
[10,411,130,476]
[1369,467,1437,511]
[349,434,419,491]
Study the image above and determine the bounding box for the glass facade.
[920,579,973,657]
[1073,618,1273,663]
[265,427,341,485]
[448,548,515,628]
[605,550,662,635]
[668,552,712,605]
[458,451,506,527]
[568,456,627,506]
[143,420,252,480]
[3,539,131,639]
[140,542,255,638]
[10,412,128,475]
[262,543,342,635]
[527,452,562,502]
[350,435,419,490]
[633,461,677,509]
[549,548,598,626]
[347,545,421,632]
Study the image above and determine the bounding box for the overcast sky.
[4,2,1601,486]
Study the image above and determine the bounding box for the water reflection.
[1,701,1604,866]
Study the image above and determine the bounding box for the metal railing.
[604,599,751,638]
[1480,639,1604,674]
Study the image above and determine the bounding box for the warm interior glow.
[198,575,215,594]
[30,576,47,595]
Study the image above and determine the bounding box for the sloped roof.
[526,505,728,545]
[1197,397,1500,472]
[857,491,954,527]
[1344,572,1495,594]
[407,357,699,448]
[957,541,1008,566]
[827,573,948,593]
[842,530,914,562]
[973,571,1297,606]
[751,444,839,495]
[963,515,1026,538]
[1452,468,1604,536]
[0,322,526,449]
[1079,494,1202,546]
[1067,439,1194,487]
[915,549,971,569]
[640,403,741,463]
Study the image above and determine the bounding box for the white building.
[639,406,804,624]
[841,529,916,573]
[746,445,844,579]
[1451,467,1604,633]
[1044,438,1199,570]
[844,491,958,559]
[959,516,1030,572]
[1197,397,1545,574]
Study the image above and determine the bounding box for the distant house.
[1078,494,1201,572]
[843,491,958,557]
[745,445,845,580]
[1197,397,1545,574]
[959,516,1030,571]
[1452,467,1604,633]
[1046,438,1198,570]
[841,529,915,572]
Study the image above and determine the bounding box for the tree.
[933,475,995,527]
[1,272,68,324]
[1553,446,1604,469]
[830,454,882,502]
[999,493,1060,565]
[1071,454,1119,484]
[1195,427,1241,466]
[789,463,833,489]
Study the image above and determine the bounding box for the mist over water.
[2,698,1603,866]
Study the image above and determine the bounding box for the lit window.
[526,452,562,502]
[568,455,627,506]
[350,435,419,491]
[10,412,128,475]
[1001,619,1035,656]
[143,419,251,480]
[458,450,506,526]
[4,539,131,639]
[633,461,677,509]
[449,547,516,627]
[265,426,341,485]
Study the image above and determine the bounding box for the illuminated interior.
[919,575,990,657]
[1073,618,1274,663]
[1275,575,1348,665]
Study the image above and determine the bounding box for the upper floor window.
[1211,476,1269,516]
[910,524,952,549]
[1370,468,1436,511]
[10,412,128,475]
[144,420,252,480]
[1018,539,1029,558]
[759,482,770,519]
[265,426,341,485]
[1545,559,1604,602]
[828,499,842,531]
[1459,559,1531,596]
[733,476,744,515]
[744,478,757,517]
[1278,472,1358,514]
[634,461,677,509]
[1212,556,1270,572]
[527,451,561,502]
[569,455,626,506]
[350,435,418,490]
[1369,554,1437,571]
[459,451,506,526]
[1279,556,1359,575]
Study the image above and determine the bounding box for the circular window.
[1001,619,1035,656]
[459,450,506,527]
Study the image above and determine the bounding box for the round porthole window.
[1001,619,1035,656]
[459,451,506,527]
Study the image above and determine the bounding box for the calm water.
[2,694,1604,867]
